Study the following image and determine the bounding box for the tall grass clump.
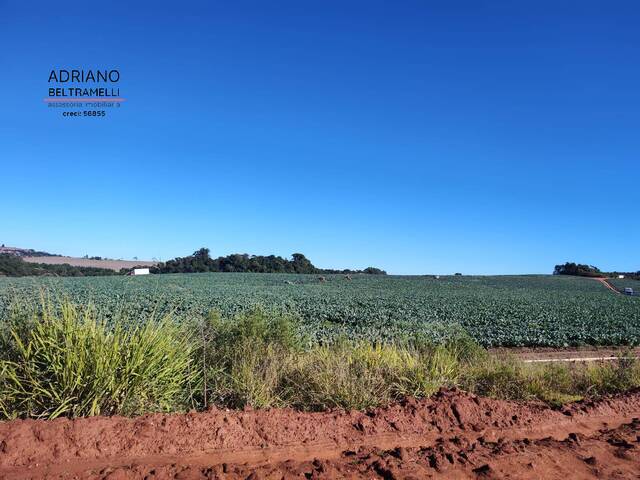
[198,314,488,411]
[461,352,640,406]
[284,338,481,410]
[199,308,302,409]
[0,301,197,419]
[284,341,414,410]
[572,354,640,396]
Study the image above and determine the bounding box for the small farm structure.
[130,268,150,276]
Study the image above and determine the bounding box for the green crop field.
[0,273,638,347]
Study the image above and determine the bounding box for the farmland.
[22,255,158,271]
[2,273,640,479]
[0,273,638,347]
[610,277,640,295]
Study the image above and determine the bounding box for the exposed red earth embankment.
[1,389,640,479]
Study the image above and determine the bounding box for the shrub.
[284,342,406,410]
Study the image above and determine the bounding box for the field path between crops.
[1,389,640,479]
[594,276,622,294]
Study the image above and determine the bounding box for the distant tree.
[553,262,601,277]
[362,267,387,275]
[291,253,316,274]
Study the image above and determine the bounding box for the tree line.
[0,249,387,277]
[554,262,639,280]
[151,248,387,275]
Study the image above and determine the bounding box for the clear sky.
[1,1,638,274]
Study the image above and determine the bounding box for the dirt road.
[594,276,621,294]
[1,389,639,479]
[491,346,640,363]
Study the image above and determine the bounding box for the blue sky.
[1,1,638,274]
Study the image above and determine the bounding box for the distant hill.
[0,245,59,257]
[22,256,157,272]
[1,244,157,272]
[0,254,119,277]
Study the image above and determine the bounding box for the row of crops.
[0,273,638,347]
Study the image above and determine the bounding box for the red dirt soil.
[1,389,639,479]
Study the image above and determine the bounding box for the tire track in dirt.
[1,389,640,479]
[1,414,636,479]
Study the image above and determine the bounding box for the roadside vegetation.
[1,300,639,420]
